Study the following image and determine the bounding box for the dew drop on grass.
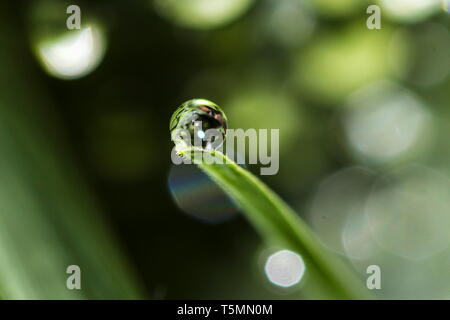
[170,99,228,150]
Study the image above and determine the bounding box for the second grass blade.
[181,149,370,299]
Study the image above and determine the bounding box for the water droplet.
[170,99,228,150]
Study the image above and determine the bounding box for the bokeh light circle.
[264,250,305,288]
[36,25,106,80]
[378,0,441,23]
[344,81,431,164]
[308,167,374,256]
[153,0,255,30]
[261,0,316,47]
[293,25,410,104]
[366,166,450,260]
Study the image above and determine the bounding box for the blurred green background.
[0,0,449,299]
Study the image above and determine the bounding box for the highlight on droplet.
[35,24,106,80]
[264,250,306,288]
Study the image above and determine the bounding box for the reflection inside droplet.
[197,130,205,139]
[264,250,305,288]
[168,163,238,224]
[36,24,106,79]
[170,99,228,151]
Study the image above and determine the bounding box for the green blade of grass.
[180,149,371,299]
[0,6,144,299]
